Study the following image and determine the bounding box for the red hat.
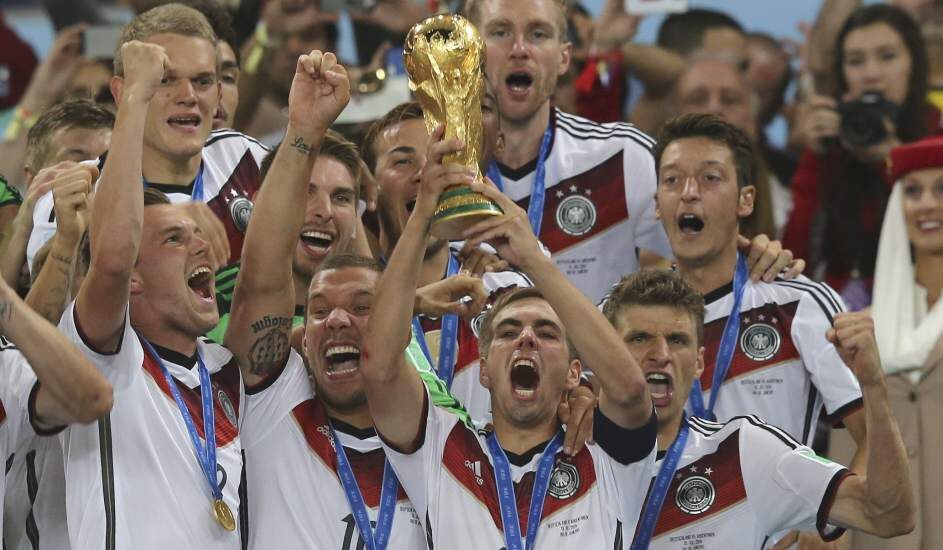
[888,136,943,182]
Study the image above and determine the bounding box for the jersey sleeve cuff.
[73,305,126,357]
[243,362,288,395]
[817,468,854,541]
[825,397,864,428]
[593,406,657,465]
[28,381,67,436]
[378,389,429,455]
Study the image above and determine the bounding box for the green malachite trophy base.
[430,185,504,240]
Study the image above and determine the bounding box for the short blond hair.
[114,3,217,76]
[462,0,569,41]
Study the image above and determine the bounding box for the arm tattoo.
[290,136,315,156]
[247,316,293,376]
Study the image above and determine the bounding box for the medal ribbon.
[629,416,690,550]
[486,430,564,550]
[411,254,460,388]
[138,334,223,503]
[486,124,554,235]
[329,423,399,550]
[143,163,205,202]
[688,253,749,421]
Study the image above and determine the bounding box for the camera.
[837,91,899,147]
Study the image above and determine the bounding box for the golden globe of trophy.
[404,14,503,240]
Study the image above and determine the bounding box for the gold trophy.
[404,14,503,240]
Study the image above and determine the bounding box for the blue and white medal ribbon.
[411,253,460,388]
[486,430,564,550]
[688,253,749,421]
[487,125,553,235]
[330,423,399,550]
[630,416,690,550]
[137,334,233,530]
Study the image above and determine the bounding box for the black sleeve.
[593,406,657,465]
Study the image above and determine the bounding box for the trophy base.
[430,186,503,240]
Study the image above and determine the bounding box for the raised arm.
[226,50,349,387]
[463,179,652,429]
[75,41,167,352]
[26,163,95,322]
[360,128,471,450]
[0,275,112,426]
[826,312,915,538]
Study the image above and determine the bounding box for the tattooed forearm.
[290,136,316,156]
[250,315,293,334]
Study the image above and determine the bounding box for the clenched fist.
[288,50,351,137]
[119,40,171,103]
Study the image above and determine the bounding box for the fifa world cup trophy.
[404,14,503,239]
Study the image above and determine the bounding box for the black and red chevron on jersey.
[636,416,850,550]
[494,109,670,303]
[692,276,863,445]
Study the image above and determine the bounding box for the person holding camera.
[783,4,936,310]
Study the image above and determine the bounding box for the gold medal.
[212,498,236,531]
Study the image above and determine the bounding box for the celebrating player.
[360,126,657,548]
[27,4,269,276]
[55,11,345,542]
[602,269,914,549]
[651,113,869,547]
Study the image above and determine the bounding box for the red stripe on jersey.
[141,354,241,446]
[700,301,800,391]
[0,400,6,425]
[418,317,480,377]
[291,397,408,507]
[519,151,627,253]
[653,431,746,537]
[205,150,262,265]
[442,425,596,533]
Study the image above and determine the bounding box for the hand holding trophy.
[404,14,503,240]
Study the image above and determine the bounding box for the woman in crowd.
[830,136,943,550]
[783,4,935,310]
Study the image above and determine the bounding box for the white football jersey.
[3,436,68,550]
[242,355,426,550]
[0,342,41,538]
[494,109,671,303]
[58,301,245,550]
[692,276,863,445]
[28,130,270,272]
[381,389,658,549]
[642,416,849,550]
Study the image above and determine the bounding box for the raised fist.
[288,50,351,136]
[119,40,171,103]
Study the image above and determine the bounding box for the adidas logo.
[464,460,484,486]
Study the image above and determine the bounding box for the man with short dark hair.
[652,113,869,546]
[603,269,914,549]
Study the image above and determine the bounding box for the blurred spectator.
[234,0,338,142]
[829,136,943,550]
[0,24,86,192]
[745,32,798,186]
[783,4,933,311]
[672,56,782,238]
[347,0,430,67]
[63,59,114,106]
[0,13,38,111]
[594,5,746,135]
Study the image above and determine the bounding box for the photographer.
[783,4,935,310]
